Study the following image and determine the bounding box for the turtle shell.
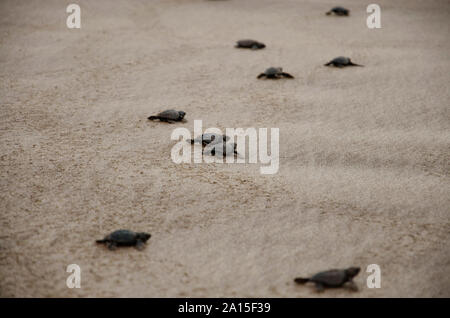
[265,67,282,76]
[157,109,185,121]
[331,7,349,15]
[237,39,265,48]
[310,269,347,287]
[332,56,350,65]
[106,230,139,244]
[203,142,236,157]
[237,39,256,47]
[192,133,229,145]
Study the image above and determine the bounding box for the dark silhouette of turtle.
[326,7,349,16]
[190,133,230,146]
[235,39,266,50]
[294,267,360,292]
[148,110,186,123]
[325,56,363,67]
[257,67,294,79]
[96,229,151,251]
[203,141,239,158]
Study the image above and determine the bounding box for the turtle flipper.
[148,116,159,121]
[294,277,310,284]
[281,72,294,78]
[349,61,363,67]
[107,242,117,251]
[346,281,359,291]
[324,62,332,66]
[159,118,175,124]
[314,283,325,292]
[257,73,266,79]
[135,240,146,251]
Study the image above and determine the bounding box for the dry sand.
[0,0,449,297]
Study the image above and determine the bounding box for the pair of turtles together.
[190,133,239,157]
[324,7,363,67]
[223,56,363,84]
[324,7,364,68]
[235,40,295,79]
[226,56,363,83]
[255,57,363,80]
[147,113,238,157]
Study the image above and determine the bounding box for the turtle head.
[258,43,266,49]
[137,232,151,242]
[178,111,186,120]
[345,267,360,278]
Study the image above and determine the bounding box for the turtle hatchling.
[148,109,186,123]
[203,141,239,157]
[257,67,294,79]
[326,7,349,16]
[190,133,230,146]
[96,229,151,251]
[294,267,360,292]
[324,56,363,67]
[235,39,266,50]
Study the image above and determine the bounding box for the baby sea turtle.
[235,39,266,50]
[294,267,360,292]
[190,133,230,146]
[324,56,363,67]
[96,229,151,251]
[203,141,239,157]
[326,7,349,16]
[257,67,294,79]
[148,109,186,123]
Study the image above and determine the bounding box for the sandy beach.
[0,0,449,297]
